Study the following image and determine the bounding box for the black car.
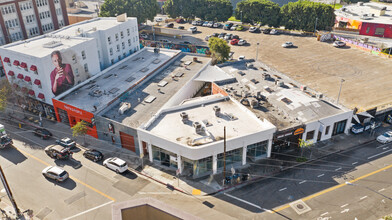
[232,35,240,40]
[83,149,104,162]
[34,128,52,140]
[263,28,271,34]
[45,145,72,159]
[182,41,192,44]
[165,23,174,28]
[177,26,185,30]
[212,33,219,37]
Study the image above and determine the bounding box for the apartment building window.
[98,50,100,58]
[107,36,111,44]
[84,64,88,72]
[122,42,125,49]
[29,27,39,36]
[120,31,124,39]
[10,32,22,41]
[325,126,330,135]
[306,130,315,141]
[58,19,64,28]
[54,0,60,3]
[123,53,126,58]
[42,23,53,32]
[111,59,114,64]
[75,68,79,77]
[109,48,113,55]
[118,55,121,61]
[39,11,51,19]
[56,8,62,15]
[72,54,76,63]
[25,15,35,24]
[115,34,119,41]
[20,2,33,11]
[81,51,86,60]
[5,19,19,28]
[37,0,48,7]
[116,44,120,52]
[127,29,130,36]
[128,39,131,46]
[1,5,16,15]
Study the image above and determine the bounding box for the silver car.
[42,166,69,182]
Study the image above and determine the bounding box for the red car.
[230,39,239,45]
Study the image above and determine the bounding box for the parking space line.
[279,187,287,192]
[368,149,392,160]
[317,174,324,178]
[224,193,272,213]
[352,162,358,165]
[360,196,367,200]
[321,212,329,216]
[335,167,342,171]
[341,203,348,208]
[299,180,307,184]
[378,188,385,192]
[63,201,114,220]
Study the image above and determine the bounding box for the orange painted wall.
[211,83,228,96]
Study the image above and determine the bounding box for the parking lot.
[148,19,392,112]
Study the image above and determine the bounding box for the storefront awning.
[13,60,19,66]
[24,76,31,82]
[8,71,14,76]
[34,79,41,85]
[20,62,27,69]
[30,65,37,71]
[37,93,44,99]
[28,90,35,96]
[17,74,24,79]
[3,57,10,63]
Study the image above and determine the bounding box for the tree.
[280,1,335,32]
[235,0,280,27]
[163,0,200,20]
[208,37,231,63]
[199,0,232,22]
[71,121,89,145]
[100,0,159,23]
[0,80,11,112]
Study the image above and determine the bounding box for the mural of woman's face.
[52,54,61,68]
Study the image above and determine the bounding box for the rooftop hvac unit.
[316,93,323,99]
[118,102,131,115]
[357,2,363,6]
[250,99,258,109]
[180,112,188,123]
[193,122,203,134]
[213,106,221,117]
[300,85,307,91]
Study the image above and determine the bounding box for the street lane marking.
[352,162,358,165]
[224,193,272,213]
[299,180,307,184]
[335,167,342,171]
[63,201,114,220]
[279,187,287,192]
[341,203,348,208]
[271,163,392,213]
[378,188,385,192]
[321,212,329,216]
[317,174,324,178]
[340,208,349,213]
[368,149,392,160]
[383,147,389,150]
[360,196,367,200]
[14,146,116,202]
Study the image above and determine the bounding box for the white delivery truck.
[0,124,12,148]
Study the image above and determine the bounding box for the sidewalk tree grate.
[289,200,311,215]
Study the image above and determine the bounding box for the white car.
[103,157,128,173]
[376,131,392,144]
[207,21,214,27]
[213,23,221,28]
[188,26,197,33]
[224,34,233,40]
[270,29,279,35]
[333,41,346,48]
[140,34,148,39]
[238,39,247,46]
[155,17,163,22]
[42,166,69,182]
[230,24,238,31]
[282,42,294,48]
[238,55,245,61]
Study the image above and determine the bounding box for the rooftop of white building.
[0,36,92,58]
[217,61,349,130]
[145,94,275,147]
[335,2,392,25]
[58,48,181,114]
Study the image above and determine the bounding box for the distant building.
[335,2,392,38]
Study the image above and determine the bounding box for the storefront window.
[217,148,242,169]
[152,145,177,168]
[247,140,268,159]
[194,157,212,176]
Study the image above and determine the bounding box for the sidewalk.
[3,104,392,197]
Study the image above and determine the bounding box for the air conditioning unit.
[180,112,188,123]
[213,106,221,117]
[300,85,307,91]
[316,93,323,99]
[193,122,203,134]
[118,102,131,115]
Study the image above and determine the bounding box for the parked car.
[205,35,211,41]
[213,23,221,28]
[176,18,185,23]
[282,42,294,48]
[230,24,238,30]
[224,33,233,40]
[192,20,198,26]
[45,145,72,159]
[238,55,245,61]
[218,33,226,39]
[212,33,219,37]
[140,34,148,39]
[249,27,259,33]
[56,137,76,149]
[188,26,197,33]
[333,41,346,48]
[232,35,239,39]
[236,25,244,31]
[177,26,185,30]
[155,17,163,22]
[182,41,192,44]
[196,20,204,26]
[34,128,52,140]
[224,23,233,30]
[202,21,209,27]
[377,131,392,144]
[103,157,128,173]
[230,39,239,45]
[262,28,271,34]
[165,23,174,28]
[270,29,279,35]
[83,149,104,162]
[238,39,247,46]
[42,166,69,182]
[207,21,214,27]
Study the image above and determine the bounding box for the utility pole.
[337,78,345,104]
[223,126,226,181]
[0,166,21,217]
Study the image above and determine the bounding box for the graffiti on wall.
[335,36,382,53]
[140,40,211,56]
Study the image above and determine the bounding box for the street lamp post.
[314,17,318,34]
[256,43,260,61]
[336,78,345,104]
[240,11,243,23]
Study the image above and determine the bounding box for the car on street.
[55,137,76,149]
[230,39,239,45]
[224,33,233,40]
[188,26,197,33]
[177,26,184,30]
[218,33,226,39]
[213,23,221,28]
[45,144,72,159]
[202,21,209,27]
[270,29,279,35]
[333,41,346,48]
[155,17,163,22]
[34,128,52,140]
[224,23,233,30]
[83,149,104,162]
[238,39,247,46]
[103,157,128,173]
[236,25,244,31]
[249,27,259,33]
[238,55,245,61]
[42,166,69,182]
[230,24,238,31]
[282,42,294,48]
[377,131,392,144]
[262,28,271,34]
[140,34,148,39]
[165,23,174,28]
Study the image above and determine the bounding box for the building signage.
[63,104,83,115]
[294,128,304,136]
